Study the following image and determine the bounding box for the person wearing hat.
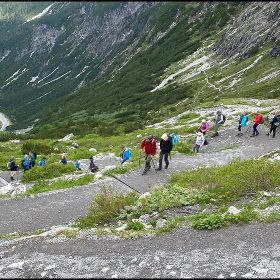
[89,156,99,173]
[140,135,157,175]
[120,145,131,164]
[193,131,205,153]
[156,133,173,171]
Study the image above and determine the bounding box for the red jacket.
[140,138,157,156]
[254,114,263,124]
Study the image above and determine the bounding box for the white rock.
[166,264,173,270]
[139,192,151,200]
[252,267,268,274]
[154,256,160,262]
[0,184,15,195]
[227,206,241,215]
[101,267,109,273]
[263,192,272,197]
[241,273,253,277]
[111,274,118,278]
[139,214,151,223]
[8,261,24,270]
[156,219,167,228]
[144,224,153,230]
[41,271,48,277]
[169,271,177,276]
[39,226,69,237]
[115,224,127,232]
[230,273,237,277]
[217,274,225,278]
[44,264,56,271]
[139,261,146,267]
[89,148,97,152]
[131,258,137,263]
[59,133,74,142]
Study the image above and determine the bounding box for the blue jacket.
[239,115,248,127]
[121,148,131,164]
[21,157,30,170]
[74,161,81,170]
[170,133,179,145]
[38,159,46,167]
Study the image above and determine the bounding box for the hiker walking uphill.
[237,112,249,136]
[193,131,205,153]
[7,157,18,180]
[140,135,157,175]
[267,112,280,138]
[120,145,131,164]
[89,156,99,173]
[212,111,225,137]
[250,112,263,137]
[156,133,173,171]
[21,155,30,173]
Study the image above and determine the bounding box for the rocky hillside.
[0,2,279,137]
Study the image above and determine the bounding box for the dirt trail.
[0,125,279,235]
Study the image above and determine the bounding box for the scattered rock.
[115,224,127,232]
[44,264,56,271]
[241,272,253,277]
[263,191,272,197]
[139,192,151,200]
[139,261,146,268]
[227,206,241,215]
[156,219,167,228]
[101,267,110,273]
[166,264,173,270]
[41,271,48,277]
[138,214,151,224]
[230,273,237,277]
[154,256,160,262]
[89,148,97,152]
[131,258,137,263]
[59,133,74,142]
[169,271,177,276]
[8,261,24,270]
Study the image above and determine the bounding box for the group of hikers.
[6,110,280,180]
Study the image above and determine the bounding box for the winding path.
[0,127,279,235]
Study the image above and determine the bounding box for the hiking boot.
[165,165,169,169]
[256,132,259,136]
[250,134,255,137]
[155,168,162,171]
[10,176,14,180]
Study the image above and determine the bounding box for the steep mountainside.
[0,1,279,137]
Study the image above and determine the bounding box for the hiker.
[21,155,30,173]
[60,154,67,164]
[199,119,209,145]
[38,157,46,167]
[237,112,249,136]
[170,132,179,145]
[212,111,225,137]
[7,157,18,180]
[74,160,81,170]
[267,112,280,138]
[89,156,99,173]
[198,119,209,135]
[120,145,131,164]
[193,131,205,153]
[29,151,36,168]
[156,133,173,171]
[250,112,263,137]
[140,135,157,175]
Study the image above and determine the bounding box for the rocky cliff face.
[213,2,280,58]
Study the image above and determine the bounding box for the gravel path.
[0,126,279,235]
[0,221,280,278]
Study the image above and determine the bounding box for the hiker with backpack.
[199,119,209,145]
[21,155,30,173]
[193,131,205,153]
[7,157,18,180]
[169,132,179,145]
[89,156,99,173]
[29,151,36,168]
[212,111,225,137]
[38,157,46,167]
[120,145,131,164]
[140,135,157,175]
[60,154,67,164]
[267,112,280,138]
[237,112,249,136]
[156,133,173,171]
[250,112,263,137]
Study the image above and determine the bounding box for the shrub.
[191,213,225,230]
[75,186,139,228]
[127,220,144,231]
[173,142,194,155]
[22,163,76,182]
[21,141,54,155]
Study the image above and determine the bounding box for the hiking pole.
[109,174,141,194]
[151,156,157,172]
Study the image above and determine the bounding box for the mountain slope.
[0,1,279,137]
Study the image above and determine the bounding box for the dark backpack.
[275,116,280,127]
